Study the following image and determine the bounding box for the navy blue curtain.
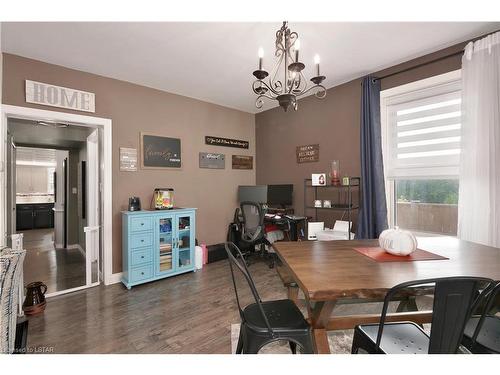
[356,76,388,239]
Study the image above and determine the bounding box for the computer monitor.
[238,185,268,204]
[267,184,293,207]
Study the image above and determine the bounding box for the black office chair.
[225,242,314,354]
[351,277,495,354]
[462,281,500,353]
[239,201,275,268]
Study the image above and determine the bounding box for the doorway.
[8,122,99,296]
[0,105,113,297]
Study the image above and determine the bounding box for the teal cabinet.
[121,208,196,289]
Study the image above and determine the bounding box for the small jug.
[23,281,48,315]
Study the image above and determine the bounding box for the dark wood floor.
[26,258,288,353]
[23,229,86,294]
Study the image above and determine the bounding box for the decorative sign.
[25,80,95,113]
[141,133,181,169]
[296,144,319,163]
[120,147,138,171]
[232,155,253,170]
[199,152,225,169]
[205,136,249,149]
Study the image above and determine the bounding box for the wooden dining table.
[273,237,500,354]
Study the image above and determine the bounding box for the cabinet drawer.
[130,264,153,282]
[130,249,152,266]
[130,233,153,248]
[130,216,153,232]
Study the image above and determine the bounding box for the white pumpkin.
[378,227,418,256]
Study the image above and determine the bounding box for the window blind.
[384,80,461,179]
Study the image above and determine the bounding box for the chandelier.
[252,21,326,112]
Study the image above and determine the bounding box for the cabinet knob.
[141,223,144,226]
[141,256,144,259]
[141,239,144,242]
[141,272,144,275]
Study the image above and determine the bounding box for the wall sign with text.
[141,133,181,169]
[25,80,95,113]
[199,152,225,169]
[296,144,319,163]
[205,136,249,149]
[232,155,253,170]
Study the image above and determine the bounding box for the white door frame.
[0,104,115,285]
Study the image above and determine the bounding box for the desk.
[264,214,307,241]
[273,237,500,353]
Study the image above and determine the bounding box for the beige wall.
[2,54,256,272]
[255,43,465,229]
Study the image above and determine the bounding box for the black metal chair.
[239,201,275,268]
[225,242,314,354]
[351,277,495,354]
[462,281,500,354]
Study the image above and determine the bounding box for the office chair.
[351,276,495,354]
[239,201,275,268]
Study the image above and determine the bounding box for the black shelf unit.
[303,177,360,240]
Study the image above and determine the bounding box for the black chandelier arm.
[295,84,327,99]
[269,52,285,93]
[255,93,276,109]
[252,79,281,97]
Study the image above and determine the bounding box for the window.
[381,70,461,236]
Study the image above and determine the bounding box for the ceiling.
[8,118,92,149]
[2,22,499,113]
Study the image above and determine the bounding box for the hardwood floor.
[26,259,288,353]
[23,229,86,294]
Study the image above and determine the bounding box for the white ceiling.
[2,22,499,113]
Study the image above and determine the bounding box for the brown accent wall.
[2,53,256,273]
[255,43,465,229]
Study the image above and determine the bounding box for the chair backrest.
[240,201,265,243]
[224,242,274,336]
[470,281,500,346]
[375,276,494,354]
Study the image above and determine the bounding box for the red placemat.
[353,247,448,262]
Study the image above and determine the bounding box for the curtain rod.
[373,50,463,82]
[371,28,500,82]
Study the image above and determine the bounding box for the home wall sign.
[141,133,181,169]
[25,80,95,113]
[205,136,249,149]
[120,147,138,171]
[199,152,225,169]
[296,144,319,163]
[232,155,253,170]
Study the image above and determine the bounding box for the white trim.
[107,272,123,285]
[67,243,85,257]
[0,104,113,286]
[45,282,99,299]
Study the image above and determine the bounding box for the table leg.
[310,300,337,354]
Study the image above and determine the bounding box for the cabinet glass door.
[177,214,193,270]
[157,216,174,274]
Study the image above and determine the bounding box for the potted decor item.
[23,281,48,316]
[378,227,418,256]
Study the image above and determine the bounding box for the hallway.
[23,228,86,294]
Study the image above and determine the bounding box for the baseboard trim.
[67,243,85,257]
[106,272,123,285]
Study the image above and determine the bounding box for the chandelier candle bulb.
[295,39,300,62]
[314,55,320,76]
[258,47,264,70]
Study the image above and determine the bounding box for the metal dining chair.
[224,242,314,354]
[351,276,495,354]
[462,281,500,353]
